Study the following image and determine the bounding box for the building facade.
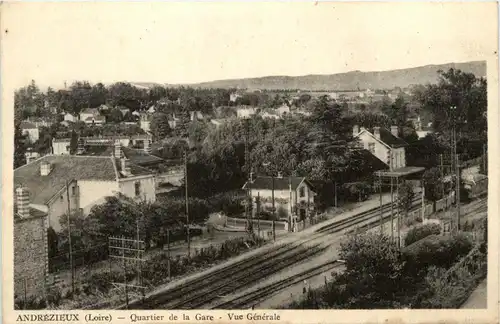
[353,125,408,171]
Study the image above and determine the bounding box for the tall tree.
[150,112,172,141]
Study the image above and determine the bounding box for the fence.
[225,216,288,232]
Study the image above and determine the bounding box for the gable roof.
[14,155,118,205]
[20,121,37,129]
[84,115,106,122]
[242,176,314,192]
[121,147,164,166]
[356,127,407,148]
[80,108,100,115]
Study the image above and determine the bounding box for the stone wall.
[14,214,48,299]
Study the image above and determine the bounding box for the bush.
[403,234,473,274]
[404,224,441,246]
[15,295,47,310]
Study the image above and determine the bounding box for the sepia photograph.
[2,1,498,322]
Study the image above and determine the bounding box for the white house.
[80,108,105,126]
[140,114,152,133]
[242,176,316,221]
[353,125,408,171]
[236,107,257,119]
[63,113,79,123]
[51,138,71,155]
[14,155,156,231]
[19,121,39,143]
[276,104,291,116]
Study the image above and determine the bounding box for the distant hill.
[178,61,486,91]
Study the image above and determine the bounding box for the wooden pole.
[65,180,75,296]
[272,175,276,241]
[257,192,261,236]
[397,177,401,249]
[379,173,383,233]
[122,236,129,309]
[184,150,190,258]
[390,176,394,243]
[167,229,171,280]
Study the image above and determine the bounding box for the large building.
[353,125,408,171]
[14,154,157,231]
[242,176,316,221]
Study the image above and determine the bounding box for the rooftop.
[374,166,426,178]
[243,176,314,191]
[19,121,37,129]
[81,108,100,115]
[360,127,408,148]
[14,155,118,205]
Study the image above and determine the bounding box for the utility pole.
[396,177,401,249]
[483,144,487,174]
[379,173,383,233]
[272,175,276,241]
[334,181,337,208]
[440,154,446,213]
[184,150,190,258]
[167,229,171,280]
[65,179,75,296]
[390,176,394,243]
[456,152,461,231]
[256,192,261,236]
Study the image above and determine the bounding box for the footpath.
[460,279,487,309]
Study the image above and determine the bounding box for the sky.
[1,2,498,90]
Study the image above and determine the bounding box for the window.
[60,195,63,201]
[299,187,305,198]
[368,143,375,154]
[71,186,76,196]
[135,181,141,197]
[400,151,404,166]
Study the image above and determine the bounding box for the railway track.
[209,261,344,309]
[123,194,423,309]
[123,192,486,310]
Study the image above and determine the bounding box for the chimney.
[40,161,52,176]
[391,126,399,137]
[114,141,122,158]
[373,127,380,139]
[353,125,360,137]
[16,187,30,218]
[121,158,131,176]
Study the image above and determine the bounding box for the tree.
[398,182,415,217]
[69,130,78,155]
[416,68,487,142]
[338,233,408,308]
[422,167,444,203]
[14,124,27,168]
[107,108,124,124]
[150,112,172,141]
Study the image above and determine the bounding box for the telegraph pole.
[184,150,190,258]
[390,176,394,243]
[272,175,276,241]
[65,179,75,296]
[379,173,383,233]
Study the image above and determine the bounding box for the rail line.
[209,261,344,309]
[122,193,486,310]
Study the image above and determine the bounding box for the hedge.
[404,224,441,246]
[403,234,473,274]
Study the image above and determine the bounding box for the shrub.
[404,224,441,246]
[403,234,473,274]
